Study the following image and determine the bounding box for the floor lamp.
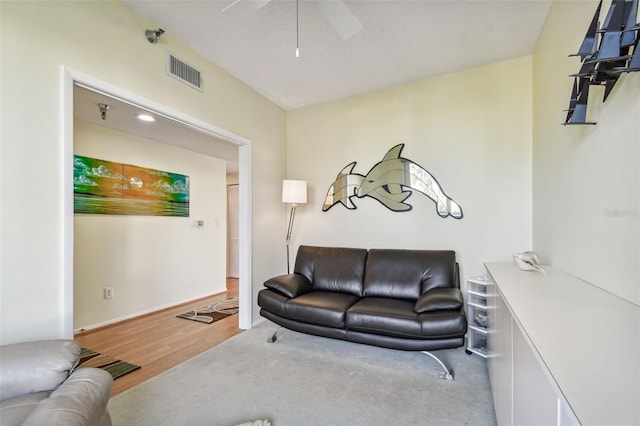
[282,180,307,274]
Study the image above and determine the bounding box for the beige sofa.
[0,340,113,426]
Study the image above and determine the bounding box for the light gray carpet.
[108,322,497,426]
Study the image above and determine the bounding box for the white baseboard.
[74,292,220,333]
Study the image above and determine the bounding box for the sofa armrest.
[414,287,464,314]
[0,340,80,402]
[264,274,312,298]
[22,368,113,426]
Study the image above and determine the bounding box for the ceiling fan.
[220,0,363,40]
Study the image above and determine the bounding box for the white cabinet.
[486,270,577,426]
[488,281,572,426]
[487,283,514,426]
[512,322,558,426]
[465,276,491,358]
[485,262,639,426]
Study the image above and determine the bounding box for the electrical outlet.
[104,287,114,299]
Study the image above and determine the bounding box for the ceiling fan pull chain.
[295,0,300,58]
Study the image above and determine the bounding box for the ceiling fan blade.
[220,0,243,14]
[316,0,363,40]
[220,0,272,15]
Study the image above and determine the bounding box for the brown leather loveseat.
[258,245,467,379]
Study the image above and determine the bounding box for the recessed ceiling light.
[136,113,155,122]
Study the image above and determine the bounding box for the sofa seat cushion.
[346,298,420,338]
[285,291,360,328]
[347,297,466,339]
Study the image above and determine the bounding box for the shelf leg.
[421,351,454,380]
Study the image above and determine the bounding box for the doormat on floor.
[78,348,141,380]
[176,296,239,324]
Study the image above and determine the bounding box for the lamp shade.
[282,180,307,204]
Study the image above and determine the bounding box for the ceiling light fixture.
[136,113,156,122]
[295,0,300,58]
[145,28,165,44]
[98,103,110,120]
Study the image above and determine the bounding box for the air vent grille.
[167,54,203,91]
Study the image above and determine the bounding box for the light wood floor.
[74,278,241,396]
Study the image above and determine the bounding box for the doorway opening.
[62,67,253,336]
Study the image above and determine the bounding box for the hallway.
[75,278,241,396]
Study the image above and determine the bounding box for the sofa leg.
[267,327,283,343]
[421,351,454,380]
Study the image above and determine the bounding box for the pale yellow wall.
[287,57,534,283]
[5,0,637,346]
[74,121,227,330]
[0,1,286,344]
[533,0,640,304]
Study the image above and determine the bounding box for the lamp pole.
[285,203,298,274]
[282,179,307,274]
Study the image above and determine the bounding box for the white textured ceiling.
[75,1,554,172]
[74,86,240,173]
[124,0,553,110]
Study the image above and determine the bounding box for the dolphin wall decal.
[322,162,412,212]
[357,144,463,218]
[322,144,463,218]
[322,162,363,211]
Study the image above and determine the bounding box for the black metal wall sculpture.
[564,0,639,125]
[322,144,463,219]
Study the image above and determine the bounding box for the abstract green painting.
[74,155,189,217]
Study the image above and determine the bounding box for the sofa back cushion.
[0,340,80,402]
[363,249,456,300]
[294,246,368,296]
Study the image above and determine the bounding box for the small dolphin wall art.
[323,144,463,219]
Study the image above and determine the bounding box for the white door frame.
[227,184,240,278]
[61,67,253,336]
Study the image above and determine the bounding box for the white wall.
[533,0,640,305]
[287,57,533,284]
[5,0,635,347]
[0,1,286,345]
[73,121,227,330]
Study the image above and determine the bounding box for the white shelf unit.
[465,276,492,358]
